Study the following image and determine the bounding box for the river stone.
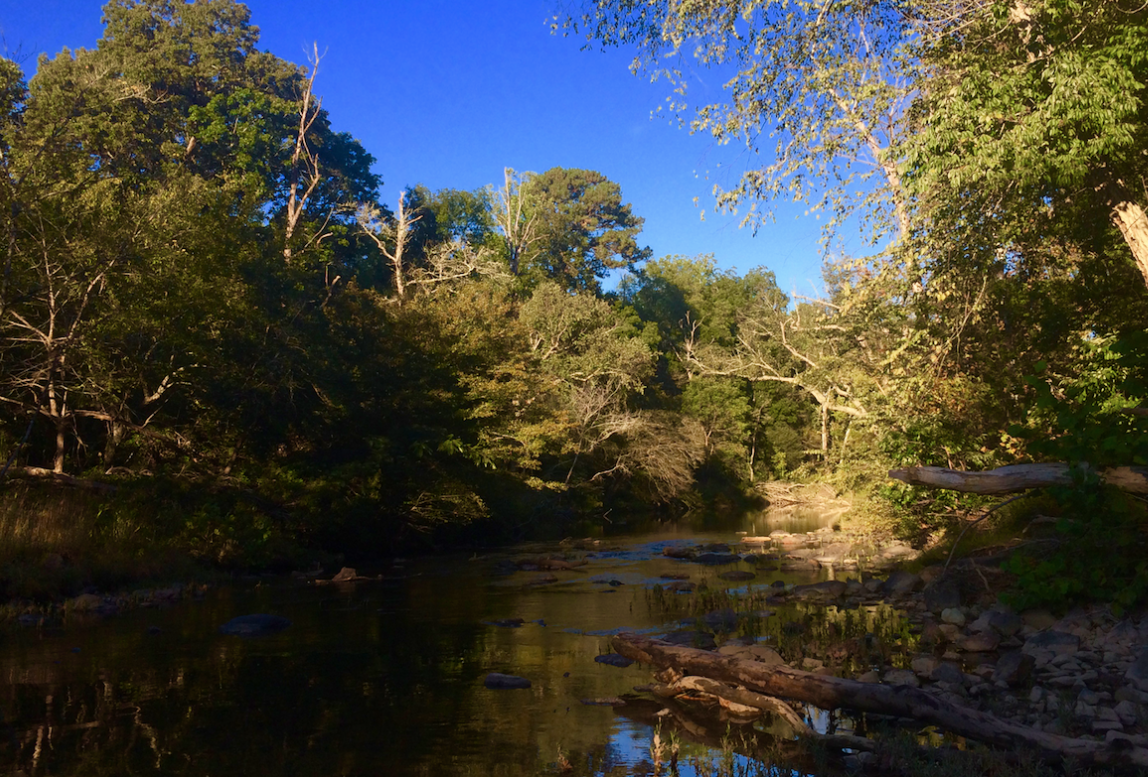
[594,653,634,668]
[881,570,920,596]
[1025,630,1080,655]
[793,580,848,599]
[718,570,756,582]
[693,553,740,566]
[484,672,531,689]
[219,614,292,637]
[957,631,1000,653]
[941,608,966,626]
[70,593,106,612]
[993,651,1035,686]
[987,610,1023,637]
[923,579,962,612]
[929,662,965,686]
[911,656,940,678]
[1126,647,1148,691]
[883,669,920,688]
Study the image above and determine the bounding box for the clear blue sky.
[1,0,837,294]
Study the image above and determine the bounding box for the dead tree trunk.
[888,463,1148,494]
[611,632,1148,768]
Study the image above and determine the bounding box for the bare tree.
[357,191,421,301]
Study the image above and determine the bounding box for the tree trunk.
[1112,199,1148,290]
[888,463,1148,494]
[611,632,1148,768]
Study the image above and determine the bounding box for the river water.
[0,509,862,776]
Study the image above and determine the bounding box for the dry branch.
[888,463,1148,494]
[611,632,1148,768]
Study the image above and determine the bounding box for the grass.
[0,482,204,609]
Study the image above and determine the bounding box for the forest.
[1,0,1146,608]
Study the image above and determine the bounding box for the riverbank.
[605,531,1148,773]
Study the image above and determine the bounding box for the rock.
[580,697,626,706]
[923,579,962,612]
[701,543,731,553]
[993,651,1035,686]
[883,669,920,688]
[718,570,756,582]
[16,613,43,626]
[1127,647,1148,691]
[857,670,881,683]
[484,673,531,689]
[693,553,740,566]
[986,611,1023,637]
[938,623,963,642]
[1021,609,1058,630]
[881,571,920,596]
[911,656,940,678]
[1114,699,1140,726]
[219,614,292,637]
[332,567,359,582]
[594,653,634,668]
[802,658,824,671]
[941,608,966,626]
[957,632,1000,653]
[488,618,525,628]
[69,593,105,612]
[929,662,965,686]
[663,545,694,560]
[1024,630,1080,655]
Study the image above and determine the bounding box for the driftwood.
[612,632,1148,768]
[888,463,1148,495]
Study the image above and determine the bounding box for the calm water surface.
[0,510,849,776]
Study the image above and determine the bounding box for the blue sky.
[1,0,837,295]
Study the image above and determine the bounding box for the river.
[0,509,873,776]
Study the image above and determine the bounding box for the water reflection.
[0,511,850,776]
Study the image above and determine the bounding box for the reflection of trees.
[0,568,648,776]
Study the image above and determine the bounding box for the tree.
[906,0,1148,289]
[563,1,919,248]
[494,166,651,293]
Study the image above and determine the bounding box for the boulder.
[484,673,531,689]
[1024,630,1080,655]
[923,579,962,612]
[594,653,634,668]
[880,570,920,597]
[1127,647,1148,691]
[957,631,1000,652]
[929,662,965,686]
[219,614,292,637]
[993,651,1035,686]
[692,553,741,566]
[883,669,920,688]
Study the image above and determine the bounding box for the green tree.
[495,167,651,293]
[906,0,1148,289]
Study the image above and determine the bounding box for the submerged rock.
[594,653,634,668]
[484,673,531,689]
[219,614,292,637]
[692,553,740,566]
[718,570,755,582]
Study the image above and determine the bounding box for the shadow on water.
[0,507,874,776]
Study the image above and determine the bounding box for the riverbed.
[0,509,859,776]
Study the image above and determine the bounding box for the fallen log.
[612,632,1148,768]
[888,463,1148,495]
[11,466,117,493]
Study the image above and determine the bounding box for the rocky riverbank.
[624,528,1148,765]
